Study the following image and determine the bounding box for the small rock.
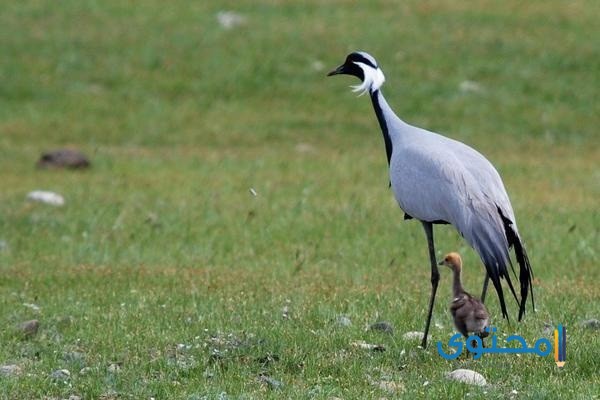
[22,303,41,312]
[19,319,40,338]
[145,212,160,226]
[375,379,404,394]
[403,331,429,341]
[79,367,92,375]
[63,351,86,365]
[369,321,394,335]
[0,240,8,252]
[107,363,121,373]
[258,374,283,390]
[26,190,65,206]
[581,319,600,330]
[37,148,90,169]
[50,369,71,381]
[295,143,315,153]
[446,369,487,386]
[0,364,21,377]
[68,396,82,400]
[542,323,553,335]
[311,60,325,72]
[336,315,352,327]
[255,353,279,366]
[350,340,386,352]
[57,316,74,329]
[216,11,246,29]
[459,80,483,93]
[99,390,119,399]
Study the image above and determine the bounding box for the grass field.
[1,1,599,398]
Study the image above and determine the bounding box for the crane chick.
[439,252,490,343]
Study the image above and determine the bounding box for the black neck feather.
[370,90,393,166]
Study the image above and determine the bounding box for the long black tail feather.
[513,236,534,321]
[498,207,534,321]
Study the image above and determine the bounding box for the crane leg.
[480,273,490,303]
[421,221,439,349]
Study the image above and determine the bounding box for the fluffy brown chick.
[439,252,490,339]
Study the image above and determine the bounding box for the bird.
[327,51,534,348]
[439,252,490,342]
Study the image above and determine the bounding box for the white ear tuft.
[351,62,385,95]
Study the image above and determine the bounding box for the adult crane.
[327,51,534,348]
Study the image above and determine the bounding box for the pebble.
[446,369,487,386]
[216,11,246,29]
[369,321,394,335]
[22,303,41,312]
[0,364,21,377]
[350,340,386,352]
[107,363,121,373]
[336,315,352,327]
[581,319,600,330]
[375,379,404,394]
[402,331,429,341]
[37,148,90,169]
[63,351,86,365]
[258,374,283,390]
[311,61,325,72]
[459,80,483,93]
[282,305,290,319]
[50,369,71,381]
[19,319,40,338]
[26,190,65,206]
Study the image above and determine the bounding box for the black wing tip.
[516,240,534,321]
[497,206,535,321]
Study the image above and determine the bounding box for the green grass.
[1,0,599,398]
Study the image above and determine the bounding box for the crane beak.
[327,64,347,76]
[437,260,445,266]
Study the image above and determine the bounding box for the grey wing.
[454,142,535,320]
[448,138,519,232]
[449,177,520,319]
[390,131,532,320]
[418,145,521,319]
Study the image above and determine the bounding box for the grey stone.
[50,369,71,381]
[19,319,40,338]
[336,315,352,327]
[446,369,487,386]
[37,148,90,169]
[0,364,21,377]
[369,321,394,335]
[258,374,283,390]
[581,319,600,330]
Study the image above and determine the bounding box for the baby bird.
[439,252,490,341]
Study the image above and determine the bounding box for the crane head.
[327,51,385,95]
[438,252,463,272]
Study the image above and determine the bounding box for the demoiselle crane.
[328,51,534,348]
[439,252,490,342]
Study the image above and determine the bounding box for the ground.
[0,1,598,398]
